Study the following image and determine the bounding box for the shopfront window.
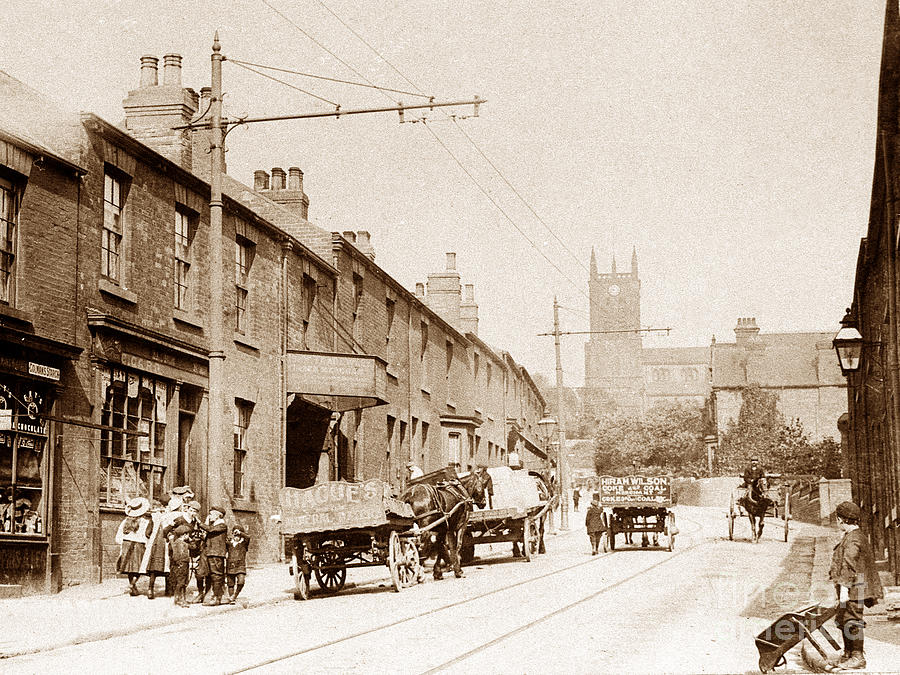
[0,381,49,536]
[99,368,167,507]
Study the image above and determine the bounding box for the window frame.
[233,399,252,498]
[234,236,254,334]
[0,175,18,305]
[102,168,128,283]
[174,206,196,311]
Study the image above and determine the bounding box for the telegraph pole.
[553,297,569,530]
[201,35,483,509]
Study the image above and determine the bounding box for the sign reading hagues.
[599,475,671,506]
[279,479,388,532]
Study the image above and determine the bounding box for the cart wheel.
[728,495,735,541]
[291,550,310,600]
[665,512,676,552]
[313,545,347,593]
[389,531,421,591]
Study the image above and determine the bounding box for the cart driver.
[406,462,424,481]
[742,457,765,488]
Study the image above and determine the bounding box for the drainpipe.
[280,241,291,491]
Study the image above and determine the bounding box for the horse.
[402,470,488,580]
[737,475,774,543]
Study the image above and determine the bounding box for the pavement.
[0,560,391,659]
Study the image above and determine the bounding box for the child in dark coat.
[226,525,251,604]
[167,525,192,607]
[585,493,607,555]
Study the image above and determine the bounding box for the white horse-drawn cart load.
[280,479,423,600]
[460,466,552,563]
[600,474,678,552]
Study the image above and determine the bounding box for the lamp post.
[537,411,557,530]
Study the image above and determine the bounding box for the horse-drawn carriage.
[600,475,677,552]
[280,479,423,600]
[459,467,552,564]
[727,474,790,543]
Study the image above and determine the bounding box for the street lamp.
[832,309,863,375]
[537,411,558,530]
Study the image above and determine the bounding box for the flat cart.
[460,466,551,563]
[600,475,677,552]
[727,476,791,543]
[280,479,423,600]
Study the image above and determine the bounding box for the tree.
[592,402,706,476]
[716,385,784,474]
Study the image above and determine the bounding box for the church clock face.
[608,284,620,296]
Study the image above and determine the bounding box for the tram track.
[231,514,707,674]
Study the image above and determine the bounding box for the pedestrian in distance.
[826,500,884,671]
[585,493,606,555]
[167,524,192,607]
[572,487,581,512]
[199,504,228,606]
[226,524,250,604]
[115,497,153,597]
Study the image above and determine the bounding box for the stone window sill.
[99,278,137,305]
[233,333,259,352]
[173,309,203,330]
[232,498,257,513]
[0,303,33,326]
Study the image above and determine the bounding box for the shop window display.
[99,369,168,507]
[0,382,47,536]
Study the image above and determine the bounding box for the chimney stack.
[139,55,158,87]
[253,170,270,191]
[355,231,375,261]
[342,231,357,243]
[254,164,310,220]
[426,252,462,328]
[460,283,479,335]
[415,282,425,299]
[734,317,760,346]
[123,54,199,172]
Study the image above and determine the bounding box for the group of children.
[117,493,250,608]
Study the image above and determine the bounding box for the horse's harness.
[412,479,473,522]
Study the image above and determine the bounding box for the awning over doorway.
[285,350,388,412]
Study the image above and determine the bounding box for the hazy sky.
[0,1,885,385]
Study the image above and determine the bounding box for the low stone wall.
[788,478,852,526]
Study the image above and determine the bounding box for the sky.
[0,1,886,386]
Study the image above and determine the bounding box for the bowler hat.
[835,501,861,522]
[124,497,151,518]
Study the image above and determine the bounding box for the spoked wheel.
[389,531,421,591]
[728,495,735,541]
[313,545,347,593]
[523,517,539,562]
[291,549,310,600]
[665,512,677,552]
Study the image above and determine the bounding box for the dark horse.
[402,470,488,579]
[738,475,774,543]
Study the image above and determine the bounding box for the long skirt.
[146,530,167,573]
[118,541,146,574]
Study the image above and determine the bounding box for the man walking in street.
[828,500,884,670]
[585,493,606,555]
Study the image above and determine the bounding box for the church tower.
[584,247,643,412]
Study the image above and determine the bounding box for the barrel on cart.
[600,475,677,552]
[280,479,423,600]
[460,466,552,564]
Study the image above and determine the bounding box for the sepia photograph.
[0,1,899,672]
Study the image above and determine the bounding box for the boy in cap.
[226,524,251,604]
[828,500,884,670]
[167,524,193,607]
[199,504,228,605]
[585,493,607,555]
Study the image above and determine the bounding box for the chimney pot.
[140,55,159,87]
[162,53,183,86]
[415,282,425,297]
[253,170,269,191]
[288,167,303,191]
[271,167,286,190]
[446,252,457,270]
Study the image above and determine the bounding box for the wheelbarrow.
[755,604,841,673]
